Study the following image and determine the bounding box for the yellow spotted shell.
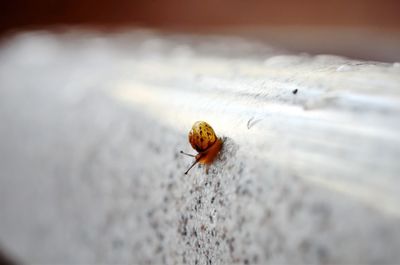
[188,121,217,152]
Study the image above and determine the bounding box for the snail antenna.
[184,159,199,175]
[180,150,196,157]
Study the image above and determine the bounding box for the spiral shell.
[188,121,217,152]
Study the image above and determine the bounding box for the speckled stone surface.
[0,30,400,264]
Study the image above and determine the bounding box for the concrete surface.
[0,30,400,264]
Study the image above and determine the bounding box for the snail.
[180,121,223,174]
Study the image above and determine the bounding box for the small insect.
[180,121,223,175]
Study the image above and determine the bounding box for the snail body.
[181,121,223,174]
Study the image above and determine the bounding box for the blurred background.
[1,0,400,61]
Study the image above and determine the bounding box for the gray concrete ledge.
[0,30,400,264]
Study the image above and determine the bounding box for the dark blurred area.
[0,247,17,265]
[1,0,400,61]
[1,0,400,30]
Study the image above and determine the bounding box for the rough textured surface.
[0,30,400,264]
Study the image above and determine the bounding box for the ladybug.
[180,121,223,174]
